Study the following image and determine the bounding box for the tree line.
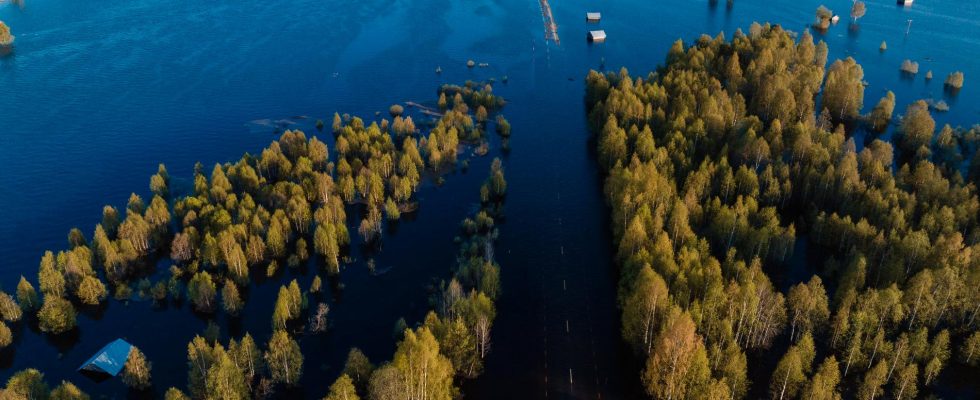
[587,23,980,399]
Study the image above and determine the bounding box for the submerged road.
[466,3,639,394]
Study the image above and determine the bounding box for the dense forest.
[0,82,510,399]
[587,23,980,399]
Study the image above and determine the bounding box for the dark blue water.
[1,0,978,398]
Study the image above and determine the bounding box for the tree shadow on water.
[44,327,81,354]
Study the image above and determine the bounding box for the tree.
[495,115,511,137]
[815,5,833,29]
[622,265,669,355]
[0,291,22,322]
[598,116,627,168]
[787,276,830,342]
[310,276,322,293]
[332,113,343,133]
[868,91,895,132]
[16,276,39,312]
[898,100,935,153]
[0,322,11,349]
[171,232,194,263]
[205,353,250,400]
[823,58,864,120]
[961,331,980,366]
[323,374,359,400]
[900,59,919,74]
[475,106,488,124]
[188,271,217,313]
[222,279,243,316]
[944,71,964,89]
[386,327,455,400]
[314,225,340,275]
[272,282,302,330]
[4,369,49,399]
[343,348,374,391]
[892,363,918,400]
[76,276,107,305]
[643,308,710,400]
[0,21,13,46]
[425,313,481,378]
[122,346,152,389]
[229,333,264,385]
[309,303,329,333]
[50,380,90,400]
[770,342,807,399]
[187,335,222,397]
[923,329,949,385]
[485,158,507,201]
[389,104,404,117]
[265,330,303,386]
[802,356,841,400]
[850,1,866,22]
[368,364,404,400]
[150,163,170,197]
[38,251,66,298]
[165,388,191,400]
[38,296,76,334]
[856,361,887,400]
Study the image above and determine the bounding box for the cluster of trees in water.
[0,81,511,399]
[587,23,980,399]
[322,158,506,400]
[0,21,13,46]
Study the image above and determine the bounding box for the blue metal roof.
[78,338,133,376]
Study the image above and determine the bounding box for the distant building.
[588,30,606,42]
[586,12,601,22]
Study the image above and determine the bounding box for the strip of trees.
[2,82,512,398]
[587,23,980,399]
[324,160,507,400]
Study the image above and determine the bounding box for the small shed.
[586,12,601,22]
[588,30,606,42]
[78,339,133,376]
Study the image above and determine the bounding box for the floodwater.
[0,0,978,398]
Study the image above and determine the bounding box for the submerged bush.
[0,22,14,46]
[945,71,965,89]
[900,59,919,74]
[389,104,404,117]
[814,6,833,30]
